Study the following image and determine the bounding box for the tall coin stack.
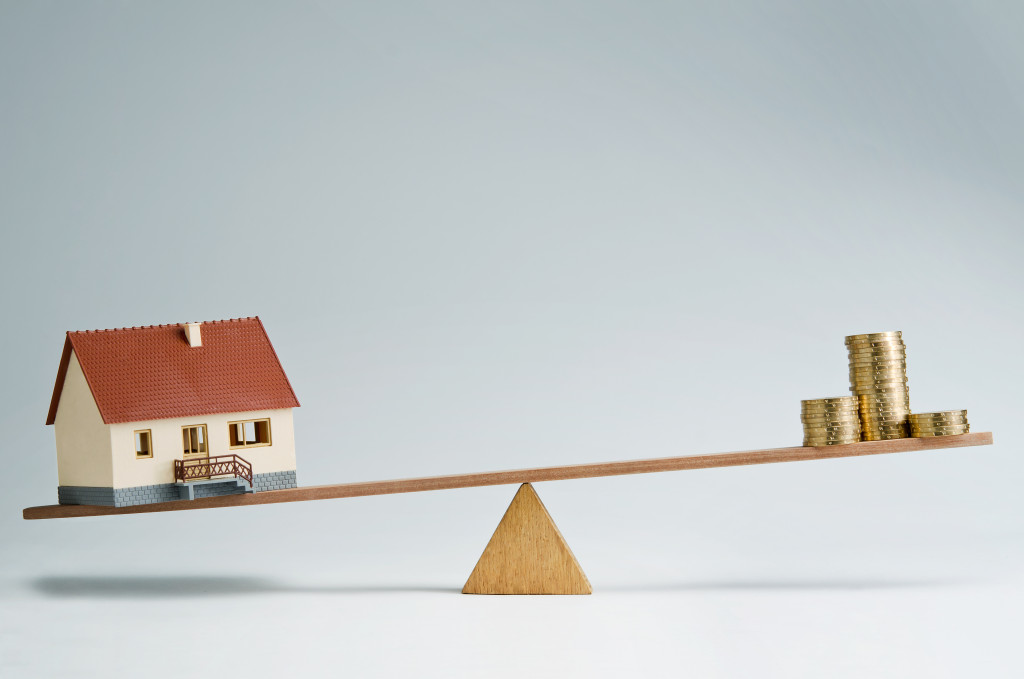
[846,331,911,440]
[801,396,861,446]
[909,410,969,437]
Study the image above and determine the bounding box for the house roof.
[46,317,300,425]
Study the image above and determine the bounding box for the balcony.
[174,454,254,500]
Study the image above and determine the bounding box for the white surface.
[2,575,1023,678]
[4,461,1024,678]
[1,1,1022,676]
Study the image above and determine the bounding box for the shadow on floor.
[29,575,967,599]
[30,575,459,598]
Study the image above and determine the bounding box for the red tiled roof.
[46,317,300,425]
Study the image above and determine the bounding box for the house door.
[182,424,210,480]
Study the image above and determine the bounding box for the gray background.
[1,1,1022,677]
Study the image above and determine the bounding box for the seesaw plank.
[23,432,993,520]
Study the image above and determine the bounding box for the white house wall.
[53,351,113,487]
[108,407,296,489]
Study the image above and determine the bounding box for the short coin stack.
[909,410,969,437]
[801,396,861,446]
[846,331,911,441]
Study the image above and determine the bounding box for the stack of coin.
[801,396,861,446]
[909,410,969,437]
[846,331,911,440]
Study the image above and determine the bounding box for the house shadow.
[30,575,459,599]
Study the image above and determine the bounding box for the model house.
[46,317,300,507]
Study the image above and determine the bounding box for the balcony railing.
[174,454,253,488]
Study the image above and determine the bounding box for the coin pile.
[846,331,911,440]
[909,410,969,437]
[801,396,861,446]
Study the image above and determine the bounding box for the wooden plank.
[22,432,994,520]
[462,483,592,595]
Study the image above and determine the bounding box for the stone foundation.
[58,469,297,507]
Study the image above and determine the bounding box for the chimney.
[183,322,202,347]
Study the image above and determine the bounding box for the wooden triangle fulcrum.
[462,483,592,595]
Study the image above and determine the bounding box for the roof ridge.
[69,316,259,334]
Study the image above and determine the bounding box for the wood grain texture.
[462,483,591,595]
[23,431,994,520]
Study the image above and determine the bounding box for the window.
[182,424,208,456]
[228,418,271,448]
[134,430,152,458]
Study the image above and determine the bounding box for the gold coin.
[911,430,969,438]
[802,403,860,411]
[860,412,911,421]
[846,344,906,353]
[848,353,907,362]
[847,342,906,349]
[862,426,910,434]
[804,440,860,447]
[802,436,860,446]
[848,364,907,372]
[803,416,860,425]
[910,418,969,428]
[856,398,911,407]
[802,422,862,430]
[803,420,862,429]
[862,416,910,424]
[804,440,861,447]
[853,386,910,394]
[801,416,861,424]
[803,423,861,430]
[861,408,910,415]
[910,421,970,431]
[849,364,908,372]
[858,399,911,407]
[850,377,910,385]
[857,402,911,411]
[913,426,966,436]
[864,430,905,440]
[803,411,860,420]
[910,410,968,422]
[861,415,910,423]
[846,334,904,344]
[846,339,904,347]
[802,438,860,448]
[802,403,860,412]
[864,424,910,432]
[857,387,910,394]
[846,334,904,342]
[852,385,910,393]
[845,331,903,343]
[861,413,910,421]
[847,345,906,353]
[801,398,858,407]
